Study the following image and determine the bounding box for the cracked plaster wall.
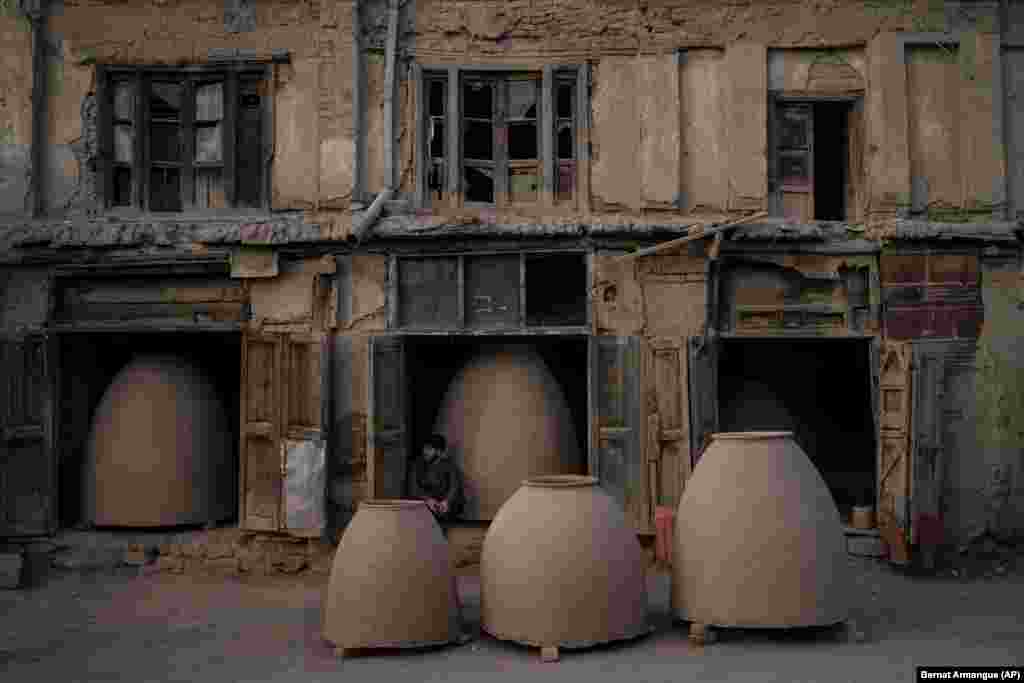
[0,8,33,217]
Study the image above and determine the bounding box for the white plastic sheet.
[284,439,326,533]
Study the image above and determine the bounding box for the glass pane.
[557,120,574,159]
[509,167,539,202]
[557,82,574,119]
[195,82,224,122]
[557,161,575,201]
[114,81,134,120]
[114,124,134,163]
[237,98,263,208]
[779,153,810,185]
[464,165,494,203]
[195,123,223,163]
[113,166,132,206]
[779,106,810,149]
[150,122,181,162]
[464,120,493,160]
[150,82,182,119]
[428,161,445,199]
[508,80,537,119]
[508,122,537,160]
[429,118,445,158]
[194,167,227,209]
[463,81,493,119]
[428,80,445,117]
[149,166,181,211]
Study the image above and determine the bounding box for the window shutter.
[369,335,408,499]
[687,335,719,470]
[590,335,648,532]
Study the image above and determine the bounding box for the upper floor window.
[417,66,587,209]
[100,65,271,213]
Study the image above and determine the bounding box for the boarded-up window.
[465,255,520,328]
[397,257,459,328]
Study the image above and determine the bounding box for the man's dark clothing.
[408,455,465,522]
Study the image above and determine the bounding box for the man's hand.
[437,500,449,515]
[424,498,439,512]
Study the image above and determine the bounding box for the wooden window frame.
[97,63,273,216]
[767,93,861,221]
[414,64,587,211]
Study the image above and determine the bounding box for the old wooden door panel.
[687,335,719,470]
[591,336,648,533]
[240,333,282,531]
[646,337,691,515]
[1,335,56,536]
[369,335,408,500]
[876,339,911,562]
[282,334,328,536]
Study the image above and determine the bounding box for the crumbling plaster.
[0,9,34,217]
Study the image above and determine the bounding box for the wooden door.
[0,335,56,536]
[368,335,408,500]
[776,103,814,221]
[646,336,692,515]
[281,333,328,536]
[240,332,283,531]
[876,339,912,563]
[590,335,648,533]
[687,335,719,470]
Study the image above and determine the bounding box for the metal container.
[84,354,233,527]
[434,345,583,520]
[323,500,460,650]
[481,475,651,649]
[672,432,849,628]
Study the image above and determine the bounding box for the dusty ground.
[1,553,1023,683]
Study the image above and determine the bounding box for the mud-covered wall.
[0,6,33,217]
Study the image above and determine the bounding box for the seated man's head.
[423,433,447,462]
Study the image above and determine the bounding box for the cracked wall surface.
[0,8,33,217]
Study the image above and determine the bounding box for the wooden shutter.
[281,333,327,536]
[876,339,912,563]
[590,336,647,533]
[775,102,814,221]
[0,335,56,536]
[645,336,692,514]
[368,335,408,499]
[240,332,282,531]
[687,335,719,470]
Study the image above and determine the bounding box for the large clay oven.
[323,500,460,651]
[481,475,651,651]
[83,354,234,527]
[434,344,583,519]
[672,432,848,629]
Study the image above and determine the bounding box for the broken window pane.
[557,121,574,159]
[508,122,537,160]
[114,81,135,120]
[428,80,445,117]
[194,167,227,208]
[150,122,182,162]
[429,119,445,158]
[463,120,493,160]
[464,165,494,203]
[149,166,181,211]
[113,166,132,206]
[195,124,223,163]
[557,161,575,201]
[779,106,811,149]
[557,82,574,119]
[114,124,134,163]
[509,167,539,202]
[507,80,537,119]
[463,81,493,119]
[237,95,263,208]
[195,82,224,122]
[150,82,182,119]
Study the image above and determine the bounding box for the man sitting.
[408,433,465,532]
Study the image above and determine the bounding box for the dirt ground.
[1,552,1023,683]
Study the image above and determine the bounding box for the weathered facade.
[2,0,1024,572]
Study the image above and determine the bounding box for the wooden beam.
[612,212,768,263]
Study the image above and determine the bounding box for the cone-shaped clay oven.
[481,476,651,649]
[84,354,233,527]
[323,500,460,650]
[672,432,848,628]
[434,345,582,520]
